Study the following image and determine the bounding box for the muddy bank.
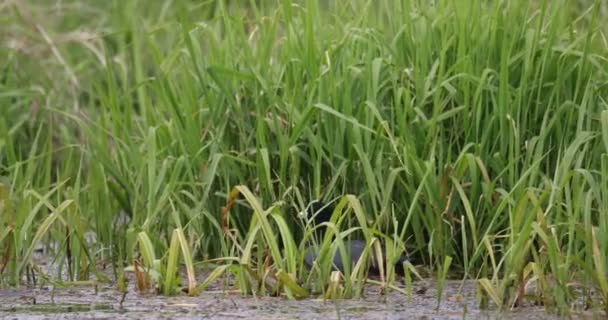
[3,278,597,320]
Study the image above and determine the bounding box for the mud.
[1,253,602,320]
[3,276,601,320]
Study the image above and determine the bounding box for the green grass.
[1,0,608,315]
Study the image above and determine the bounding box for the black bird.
[299,200,410,276]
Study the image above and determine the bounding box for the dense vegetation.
[1,0,607,314]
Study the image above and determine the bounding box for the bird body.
[300,200,409,276]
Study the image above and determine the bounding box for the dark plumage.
[299,200,409,276]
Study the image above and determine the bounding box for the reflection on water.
[2,276,590,320]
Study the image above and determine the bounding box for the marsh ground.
[0,278,575,320]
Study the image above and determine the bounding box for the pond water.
[2,252,604,319]
[3,276,597,320]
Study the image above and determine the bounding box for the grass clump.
[1,0,608,315]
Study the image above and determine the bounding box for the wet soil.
[2,276,600,320]
[1,254,603,320]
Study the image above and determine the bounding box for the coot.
[299,200,409,276]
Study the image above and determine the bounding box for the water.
[3,276,595,319]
